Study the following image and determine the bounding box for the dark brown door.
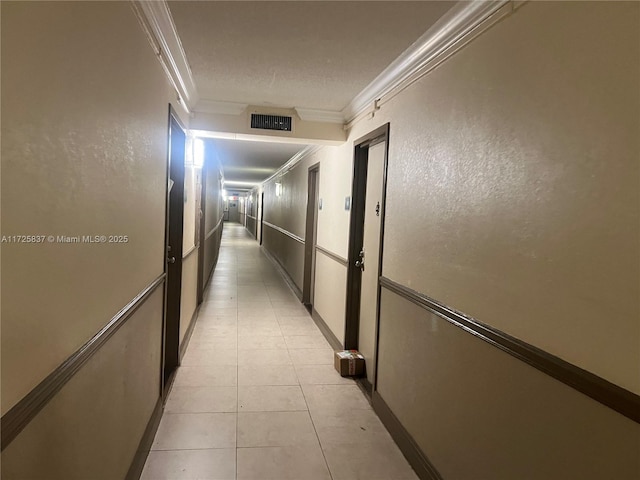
[303,164,320,307]
[197,156,207,305]
[344,123,389,395]
[259,192,265,245]
[163,107,186,395]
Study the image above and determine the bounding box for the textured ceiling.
[168,1,453,112]
[210,138,307,188]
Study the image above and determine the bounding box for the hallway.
[141,224,418,480]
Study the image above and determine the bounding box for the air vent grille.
[251,114,292,132]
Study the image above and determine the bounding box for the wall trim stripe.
[1,273,167,450]
[182,244,198,260]
[316,245,348,267]
[379,276,640,424]
[372,392,443,480]
[205,218,223,241]
[262,221,305,245]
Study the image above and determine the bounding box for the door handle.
[167,256,176,264]
[355,249,365,271]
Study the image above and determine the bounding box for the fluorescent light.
[193,138,205,168]
[190,129,326,146]
[223,180,259,187]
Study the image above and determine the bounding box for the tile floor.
[141,223,418,480]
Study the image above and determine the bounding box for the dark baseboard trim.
[316,245,349,267]
[262,221,305,245]
[373,392,443,480]
[125,395,163,480]
[179,305,200,362]
[1,273,167,451]
[261,247,303,301]
[380,276,640,424]
[356,376,373,399]
[311,308,343,351]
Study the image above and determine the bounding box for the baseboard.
[261,247,303,301]
[125,395,163,480]
[310,308,343,351]
[179,305,200,362]
[356,376,373,399]
[372,391,443,480]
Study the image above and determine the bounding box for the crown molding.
[342,0,511,122]
[294,108,345,125]
[262,145,322,185]
[132,1,198,109]
[195,100,249,116]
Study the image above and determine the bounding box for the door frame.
[344,123,390,394]
[259,191,265,245]
[161,105,186,398]
[197,150,207,305]
[303,163,320,307]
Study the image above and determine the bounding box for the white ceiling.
[169,1,453,112]
[210,138,307,190]
[168,1,454,189]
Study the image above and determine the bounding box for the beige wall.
[313,253,347,346]
[2,289,164,480]
[263,158,311,239]
[1,1,183,477]
[202,140,225,288]
[262,155,315,291]
[285,1,638,478]
[360,0,638,394]
[315,143,353,260]
[179,252,199,345]
[377,289,639,480]
[179,161,201,346]
[182,165,197,252]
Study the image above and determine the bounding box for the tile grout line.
[235,248,239,480]
[299,379,335,480]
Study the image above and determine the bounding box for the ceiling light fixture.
[223,180,259,187]
[190,129,317,146]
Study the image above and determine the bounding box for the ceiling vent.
[250,113,292,132]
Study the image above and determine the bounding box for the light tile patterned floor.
[141,223,418,480]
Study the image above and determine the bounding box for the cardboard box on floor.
[334,350,365,377]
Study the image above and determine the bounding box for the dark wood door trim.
[344,123,390,360]
[196,153,207,305]
[303,163,320,306]
[162,105,186,397]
